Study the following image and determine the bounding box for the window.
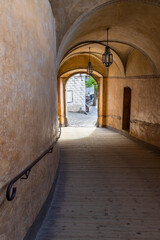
[66,90,73,103]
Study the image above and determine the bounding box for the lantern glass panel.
[87,61,93,74]
[110,54,113,62]
[102,45,113,67]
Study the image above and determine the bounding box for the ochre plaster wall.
[0,1,59,240]
[58,55,122,78]
[103,77,160,147]
[49,0,110,49]
[58,55,107,76]
[126,49,156,76]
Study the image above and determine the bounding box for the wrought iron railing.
[6,126,61,201]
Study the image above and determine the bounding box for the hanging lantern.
[102,28,113,67]
[87,47,93,74]
[87,61,93,75]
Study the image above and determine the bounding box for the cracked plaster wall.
[0,1,59,240]
[104,76,160,147]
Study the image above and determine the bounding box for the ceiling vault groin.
[54,0,160,76]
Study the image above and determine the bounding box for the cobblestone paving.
[67,106,97,127]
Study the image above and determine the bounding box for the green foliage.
[85,75,98,90]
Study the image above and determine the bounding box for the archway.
[56,0,160,146]
[65,73,98,127]
[57,69,103,127]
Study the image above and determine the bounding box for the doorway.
[122,87,131,132]
[65,74,98,127]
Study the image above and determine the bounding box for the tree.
[85,75,98,90]
[85,75,98,106]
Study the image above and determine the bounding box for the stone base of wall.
[130,121,160,147]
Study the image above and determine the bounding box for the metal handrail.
[6,126,61,201]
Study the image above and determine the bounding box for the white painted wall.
[66,74,85,112]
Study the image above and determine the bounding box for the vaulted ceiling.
[49,0,160,76]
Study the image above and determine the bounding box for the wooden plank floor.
[35,127,160,240]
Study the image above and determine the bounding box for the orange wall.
[103,77,160,147]
[0,1,59,240]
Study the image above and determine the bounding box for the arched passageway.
[1,1,160,240]
[41,1,160,238]
[57,0,160,147]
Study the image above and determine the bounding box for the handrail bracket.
[6,125,61,201]
[20,169,31,180]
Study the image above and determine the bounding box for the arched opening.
[65,73,98,127]
[57,69,103,128]
[56,0,160,146]
[122,87,131,132]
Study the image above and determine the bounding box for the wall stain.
[131,119,160,127]
[99,114,121,120]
